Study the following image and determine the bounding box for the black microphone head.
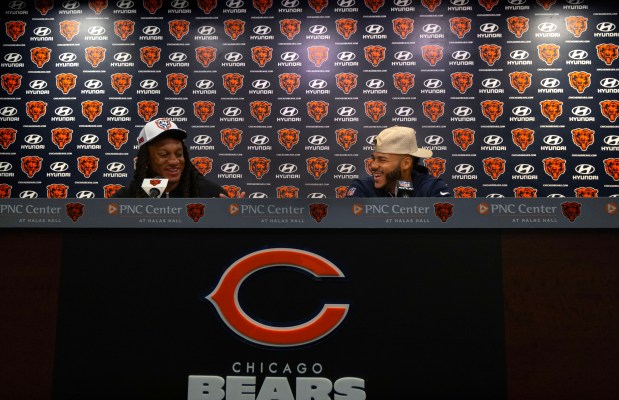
[396,180,414,198]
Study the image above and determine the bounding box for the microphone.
[141,178,169,198]
[395,180,414,198]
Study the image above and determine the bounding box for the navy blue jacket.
[346,166,450,197]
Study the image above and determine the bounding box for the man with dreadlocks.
[112,118,228,198]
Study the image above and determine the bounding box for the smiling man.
[346,126,450,197]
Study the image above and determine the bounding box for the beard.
[384,167,403,193]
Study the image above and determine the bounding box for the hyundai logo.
[393,0,413,5]
[450,0,469,5]
[424,79,443,89]
[547,194,566,198]
[281,52,300,61]
[140,79,158,89]
[223,107,242,117]
[59,52,77,62]
[538,23,557,32]
[308,135,328,145]
[279,163,298,174]
[366,25,384,34]
[224,52,243,62]
[479,23,499,33]
[110,106,129,116]
[486,194,505,198]
[169,52,187,62]
[0,107,18,117]
[309,25,328,35]
[423,24,442,34]
[194,135,212,145]
[395,107,414,116]
[425,135,444,145]
[569,50,588,60]
[250,135,269,145]
[451,50,471,60]
[337,0,356,7]
[227,0,245,8]
[107,162,126,172]
[366,135,377,145]
[0,162,12,172]
[33,27,52,37]
[512,106,532,116]
[565,0,585,4]
[84,79,103,89]
[453,106,472,116]
[29,80,47,90]
[484,135,503,145]
[167,107,185,116]
[252,79,271,89]
[142,26,161,36]
[515,164,535,174]
[221,163,240,173]
[24,134,43,145]
[253,25,272,35]
[571,106,591,116]
[280,107,298,116]
[248,192,268,198]
[510,50,529,60]
[195,26,215,37]
[280,0,299,6]
[455,164,474,174]
[366,79,385,89]
[540,78,561,88]
[4,53,22,63]
[76,190,96,198]
[309,79,328,89]
[195,80,214,89]
[54,106,73,116]
[597,22,616,32]
[394,51,414,61]
[307,193,327,198]
[337,51,356,61]
[114,52,132,62]
[600,78,619,88]
[171,0,189,8]
[337,164,356,174]
[116,0,135,9]
[482,78,501,88]
[19,190,38,198]
[81,134,99,144]
[604,135,619,146]
[575,164,595,175]
[9,0,26,9]
[88,26,106,36]
[337,107,356,117]
[543,135,563,145]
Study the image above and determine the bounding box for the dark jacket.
[346,166,450,197]
[112,176,225,198]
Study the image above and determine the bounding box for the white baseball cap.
[374,126,433,158]
[137,118,187,148]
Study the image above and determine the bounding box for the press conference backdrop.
[1,0,618,200]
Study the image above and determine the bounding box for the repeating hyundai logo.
[394,51,414,61]
[81,134,99,144]
[309,79,328,89]
[512,106,532,116]
[252,79,271,89]
[198,26,216,35]
[249,192,268,198]
[227,0,245,8]
[9,0,27,9]
[337,51,356,61]
[604,135,619,146]
[279,163,298,174]
[455,164,475,174]
[423,24,442,34]
[486,194,505,198]
[114,52,132,62]
[281,52,300,61]
[366,25,385,34]
[366,79,385,89]
[250,135,270,145]
[116,1,135,9]
[571,106,591,116]
[167,107,185,116]
[547,194,566,198]
[337,0,356,7]
[88,27,106,36]
[451,50,471,61]
[337,164,356,174]
[425,135,444,145]
[29,80,47,90]
[223,107,242,117]
[484,135,504,145]
[50,162,69,172]
[107,162,126,172]
[450,0,469,4]
[76,190,96,198]
[110,106,129,116]
[481,78,501,88]
[59,53,78,62]
[309,25,328,35]
[142,26,161,36]
[4,53,22,63]
[171,0,190,8]
[515,164,535,175]
[540,78,561,88]
[224,52,243,62]
[538,23,557,32]
[0,107,18,117]
[307,193,327,198]
[0,162,12,172]
[575,164,595,175]
[20,191,38,198]
[84,79,103,89]
[169,52,187,62]
[543,135,563,145]
[394,0,413,6]
[24,134,43,145]
[453,106,472,116]
[33,27,52,37]
[395,107,414,116]
[366,135,377,145]
[597,22,616,32]
[221,163,240,173]
[195,80,214,89]
[337,107,356,117]
[510,50,530,60]
[565,0,585,4]
[424,79,443,88]
[140,79,158,89]
[54,106,73,116]
[568,50,588,60]
[600,78,619,88]
[253,26,272,35]
[194,135,213,145]
[279,107,299,117]
[479,23,499,33]
[308,135,328,145]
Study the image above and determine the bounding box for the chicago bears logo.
[21,156,43,178]
[111,73,132,95]
[434,203,454,223]
[309,0,327,13]
[140,46,161,67]
[224,19,245,40]
[280,19,301,40]
[249,157,270,179]
[186,204,205,223]
[77,156,99,178]
[335,186,348,198]
[137,100,159,122]
[167,73,188,95]
[479,44,501,66]
[566,16,587,38]
[81,100,102,122]
[191,157,213,176]
[571,128,594,151]
[336,18,357,39]
[422,45,443,66]
[453,128,475,151]
[514,187,537,198]
[335,73,358,94]
[277,185,299,199]
[114,20,134,40]
[250,101,271,122]
[393,18,414,39]
[307,101,329,122]
[423,100,445,122]
[364,45,386,67]
[222,185,242,198]
[507,16,529,38]
[537,43,560,65]
[59,20,80,41]
[193,101,214,122]
[597,43,619,66]
[512,129,535,151]
[89,0,108,13]
[51,128,72,150]
[104,184,123,198]
[479,0,499,11]
[221,128,242,150]
[540,100,563,122]
[600,100,619,123]
[66,203,84,222]
[365,100,386,122]
[449,17,471,39]
[568,71,591,93]
[454,186,477,198]
[307,157,329,180]
[143,0,163,14]
[336,129,358,151]
[575,187,598,198]
[107,128,128,150]
[364,157,373,176]
[56,73,77,95]
[393,72,415,94]
[169,20,189,40]
[31,47,51,68]
[309,203,328,223]
[308,46,329,67]
[34,0,54,15]
[0,184,12,198]
[450,72,473,94]
[364,0,385,13]
[421,0,441,12]
[481,100,503,122]
[509,71,532,94]
[0,128,17,150]
[251,46,273,67]
[537,0,556,10]
[26,101,47,122]
[195,47,217,67]
[5,21,26,41]
[279,73,301,94]
[561,202,581,222]
[223,73,244,94]
[543,157,566,180]
[424,157,446,178]
[253,0,273,13]
[483,157,506,180]
[1,73,21,95]
[85,46,105,67]
[603,158,619,181]
[47,184,69,199]
[198,0,217,14]
[278,128,300,151]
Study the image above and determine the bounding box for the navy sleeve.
[430,179,451,197]
[345,179,369,197]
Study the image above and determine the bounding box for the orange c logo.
[207,248,348,347]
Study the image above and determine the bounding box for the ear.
[400,155,413,171]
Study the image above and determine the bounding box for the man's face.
[147,138,185,191]
[369,151,405,192]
